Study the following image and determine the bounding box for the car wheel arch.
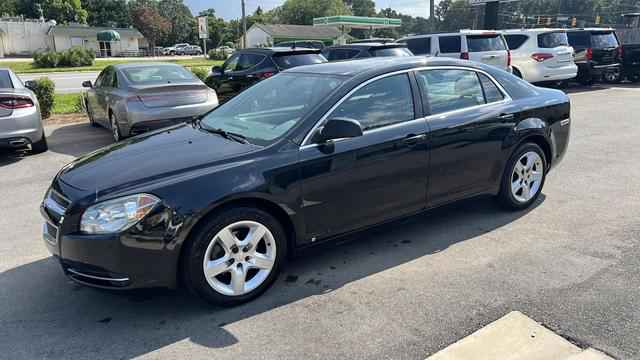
[512,66,523,79]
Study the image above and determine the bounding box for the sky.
[184,0,433,20]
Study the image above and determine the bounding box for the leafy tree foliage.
[81,0,130,27]
[129,4,170,48]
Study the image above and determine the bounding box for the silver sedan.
[82,63,219,142]
[0,68,47,153]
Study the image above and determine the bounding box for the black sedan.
[41,57,571,306]
[322,42,413,61]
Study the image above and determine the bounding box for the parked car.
[621,43,640,82]
[208,47,327,103]
[82,63,218,142]
[275,40,325,49]
[566,28,622,84]
[0,68,47,154]
[397,31,512,72]
[349,38,396,44]
[502,29,577,84]
[321,43,413,61]
[215,46,235,57]
[42,56,571,306]
[163,43,190,56]
[178,45,203,56]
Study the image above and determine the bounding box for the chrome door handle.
[402,134,427,146]
[498,113,514,121]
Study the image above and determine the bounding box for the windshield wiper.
[199,125,249,144]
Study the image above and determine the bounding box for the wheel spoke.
[204,258,230,278]
[521,182,530,199]
[525,155,534,170]
[249,253,274,270]
[230,266,245,294]
[511,180,522,195]
[217,228,237,252]
[531,171,543,183]
[515,161,525,174]
[245,225,267,246]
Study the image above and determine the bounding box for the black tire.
[603,71,621,84]
[629,73,640,83]
[578,74,594,86]
[31,134,48,154]
[181,207,287,306]
[498,142,547,210]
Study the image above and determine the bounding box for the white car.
[502,29,577,83]
[397,30,511,72]
[163,43,190,56]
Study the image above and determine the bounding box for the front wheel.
[498,143,547,210]
[182,207,287,306]
[110,113,122,142]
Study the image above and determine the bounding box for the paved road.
[0,85,639,359]
[19,72,99,94]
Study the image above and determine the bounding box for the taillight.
[507,50,512,67]
[460,52,469,60]
[256,71,274,79]
[586,48,593,61]
[0,96,34,109]
[531,53,554,62]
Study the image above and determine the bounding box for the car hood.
[56,123,260,195]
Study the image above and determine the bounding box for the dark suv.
[321,43,412,62]
[208,47,326,103]
[566,28,622,84]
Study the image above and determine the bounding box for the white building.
[245,23,346,48]
[0,19,54,57]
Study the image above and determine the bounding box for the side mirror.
[82,80,93,88]
[211,66,223,76]
[316,117,363,143]
[24,80,36,90]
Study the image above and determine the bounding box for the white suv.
[397,30,511,72]
[502,29,577,83]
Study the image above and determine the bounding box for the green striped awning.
[97,30,121,42]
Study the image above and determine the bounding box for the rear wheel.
[498,143,547,210]
[630,73,640,83]
[182,207,287,306]
[603,70,621,83]
[110,112,122,142]
[31,134,48,154]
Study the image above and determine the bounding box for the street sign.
[469,0,518,6]
[198,16,208,39]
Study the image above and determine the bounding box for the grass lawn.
[52,93,83,114]
[5,58,223,74]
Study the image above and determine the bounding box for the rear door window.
[538,32,569,48]
[478,73,504,103]
[467,35,506,52]
[273,53,326,68]
[416,69,486,115]
[567,32,590,49]
[504,34,528,50]
[402,38,431,55]
[590,32,619,48]
[439,36,462,53]
[236,54,265,71]
[0,70,14,88]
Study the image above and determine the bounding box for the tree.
[345,0,375,17]
[434,0,473,32]
[157,0,197,46]
[82,0,130,27]
[17,0,87,23]
[0,0,18,16]
[130,4,170,49]
[270,0,352,25]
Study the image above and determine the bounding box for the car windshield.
[122,65,197,84]
[538,32,569,48]
[467,35,506,52]
[372,47,413,57]
[273,54,326,69]
[199,73,344,146]
[591,32,619,48]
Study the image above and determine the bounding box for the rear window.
[439,36,461,53]
[467,35,506,52]
[122,65,197,84]
[538,32,569,48]
[504,34,528,50]
[273,53,326,69]
[591,32,619,48]
[401,38,431,55]
[567,31,590,48]
[372,47,413,57]
[323,49,360,61]
[0,70,13,88]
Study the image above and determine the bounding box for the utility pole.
[241,0,247,49]
[429,0,435,30]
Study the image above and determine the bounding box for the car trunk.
[467,34,509,71]
[537,31,574,69]
[130,83,210,108]
[590,31,620,66]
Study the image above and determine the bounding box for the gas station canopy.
[313,16,401,30]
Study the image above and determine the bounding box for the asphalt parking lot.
[1,84,639,359]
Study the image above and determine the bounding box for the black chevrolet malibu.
[41,57,571,306]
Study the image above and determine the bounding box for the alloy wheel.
[510,151,544,203]
[202,221,277,296]
[111,115,120,142]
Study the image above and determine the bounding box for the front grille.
[42,188,70,245]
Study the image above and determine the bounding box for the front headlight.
[80,194,160,234]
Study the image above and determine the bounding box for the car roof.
[566,27,615,32]
[399,30,503,40]
[239,47,321,54]
[501,28,567,34]
[325,43,407,49]
[285,56,480,77]
[112,62,185,70]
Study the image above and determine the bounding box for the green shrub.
[190,67,208,81]
[33,51,60,68]
[32,47,95,69]
[208,49,227,61]
[30,78,55,119]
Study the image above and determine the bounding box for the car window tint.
[236,54,265,71]
[0,70,14,88]
[439,36,461,53]
[591,32,619,48]
[122,65,197,84]
[99,68,114,88]
[567,32,589,49]
[274,53,326,68]
[402,38,431,55]
[504,34,528,50]
[478,73,504,103]
[224,54,241,72]
[372,47,413,57]
[467,35,506,52]
[489,69,538,99]
[329,74,414,131]
[538,32,569,48]
[417,69,485,115]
